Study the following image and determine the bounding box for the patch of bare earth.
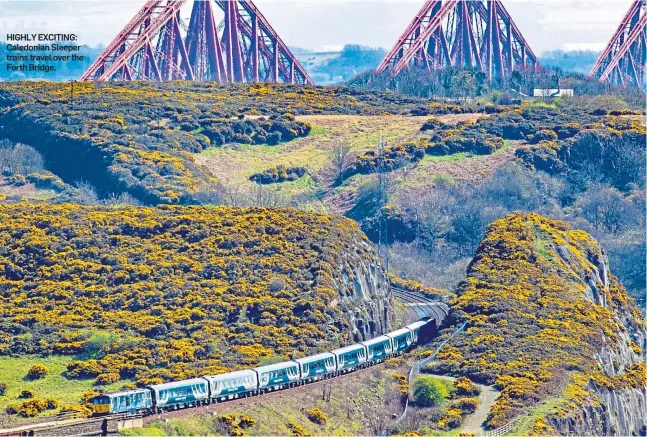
[0,177,56,200]
[621,114,646,125]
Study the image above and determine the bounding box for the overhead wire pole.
[377,137,389,274]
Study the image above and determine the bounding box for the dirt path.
[427,374,501,435]
[462,384,500,435]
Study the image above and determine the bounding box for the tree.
[329,144,354,185]
[413,376,448,407]
[574,184,631,234]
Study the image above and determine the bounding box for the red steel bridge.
[80,0,313,84]
[589,0,647,89]
[375,0,539,81]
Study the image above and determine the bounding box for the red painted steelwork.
[80,0,313,84]
[375,0,538,81]
[590,0,646,88]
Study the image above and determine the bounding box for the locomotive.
[91,319,431,415]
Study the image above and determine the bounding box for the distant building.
[533,89,575,98]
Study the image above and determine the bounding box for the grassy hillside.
[0,355,123,416]
[0,204,387,389]
[0,82,436,205]
[1,82,644,303]
[432,213,645,431]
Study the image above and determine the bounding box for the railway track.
[0,288,449,436]
[392,287,450,322]
[142,359,391,424]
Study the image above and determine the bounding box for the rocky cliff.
[545,246,645,436]
[333,241,394,341]
[434,212,645,435]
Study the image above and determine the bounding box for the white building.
[532,89,575,98]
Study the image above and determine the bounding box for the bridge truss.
[375,0,539,81]
[589,0,647,88]
[80,0,313,84]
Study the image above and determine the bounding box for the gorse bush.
[95,373,120,386]
[249,166,307,184]
[27,364,48,380]
[0,81,442,205]
[306,408,328,425]
[14,398,59,417]
[0,204,384,383]
[516,116,646,191]
[454,376,480,397]
[435,213,645,427]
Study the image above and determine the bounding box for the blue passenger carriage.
[331,343,367,373]
[361,335,393,362]
[294,352,336,382]
[253,361,300,392]
[386,328,414,354]
[91,389,153,415]
[406,320,430,345]
[203,370,258,401]
[148,378,209,411]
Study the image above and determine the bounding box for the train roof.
[294,352,335,364]
[386,328,411,338]
[253,360,299,373]
[361,335,392,347]
[99,388,150,399]
[203,369,256,382]
[330,343,366,356]
[406,320,430,330]
[147,378,208,391]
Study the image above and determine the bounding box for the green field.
[0,355,124,416]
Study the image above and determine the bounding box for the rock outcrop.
[333,244,394,341]
[435,213,645,435]
[546,247,646,436]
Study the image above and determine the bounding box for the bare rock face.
[332,239,394,341]
[548,247,646,436]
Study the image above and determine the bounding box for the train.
[90,319,432,416]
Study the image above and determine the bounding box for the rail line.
[0,288,449,436]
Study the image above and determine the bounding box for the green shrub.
[527,129,558,144]
[420,117,448,132]
[0,382,7,396]
[413,376,448,407]
[19,389,35,399]
[249,166,307,184]
[5,404,20,415]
